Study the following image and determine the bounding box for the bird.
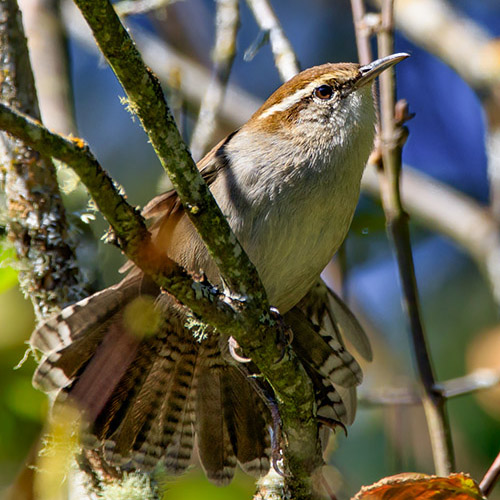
[30,53,408,485]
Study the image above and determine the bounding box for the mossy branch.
[0,0,87,319]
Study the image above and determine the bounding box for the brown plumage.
[27,57,405,484]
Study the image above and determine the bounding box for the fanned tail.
[30,273,368,483]
[30,278,272,485]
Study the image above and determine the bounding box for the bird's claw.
[317,415,348,437]
[228,336,252,363]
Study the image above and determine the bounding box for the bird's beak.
[354,52,410,89]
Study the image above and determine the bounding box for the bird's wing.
[141,130,238,220]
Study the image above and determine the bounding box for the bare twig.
[245,0,299,81]
[190,0,239,160]
[114,0,177,17]
[19,0,76,135]
[370,0,500,89]
[359,368,500,407]
[480,451,500,497]
[62,1,260,132]
[370,0,500,247]
[436,369,500,399]
[373,0,455,475]
[350,0,374,65]
[359,387,421,407]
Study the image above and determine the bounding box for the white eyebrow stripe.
[257,80,328,120]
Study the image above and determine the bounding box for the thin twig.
[245,0,299,81]
[19,0,77,135]
[114,0,177,17]
[480,451,500,497]
[62,1,260,131]
[370,0,499,89]
[359,388,420,407]
[362,163,500,298]
[436,369,500,399]
[359,368,500,407]
[350,0,373,65]
[190,0,239,160]
[374,0,455,475]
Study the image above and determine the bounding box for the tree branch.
[245,0,300,81]
[374,0,455,475]
[189,0,239,160]
[370,0,500,267]
[480,451,500,497]
[0,102,257,332]
[359,368,500,407]
[0,0,86,319]
[362,163,500,303]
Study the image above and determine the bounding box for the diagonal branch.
[0,101,260,335]
[73,1,322,492]
[72,0,264,304]
[480,451,500,497]
[245,0,300,80]
[190,0,240,160]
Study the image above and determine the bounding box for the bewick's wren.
[31,53,408,485]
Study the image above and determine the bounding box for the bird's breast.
[212,150,365,312]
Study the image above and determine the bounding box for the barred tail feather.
[303,364,348,425]
[196,364,238,485]
[30,275,145,355]
[298,279,372,361]
[325,287,373,361]
[132,335,199,474]
[31,274,152,394]
[91,327,200,476]
[286,307,362,388]
[223,367,271,477]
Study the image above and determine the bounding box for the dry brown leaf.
[352,472,485,499]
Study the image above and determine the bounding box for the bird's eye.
[314,85,333,100]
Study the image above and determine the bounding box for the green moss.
[100,473,158,500]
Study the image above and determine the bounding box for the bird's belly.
[239,195,357,313]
